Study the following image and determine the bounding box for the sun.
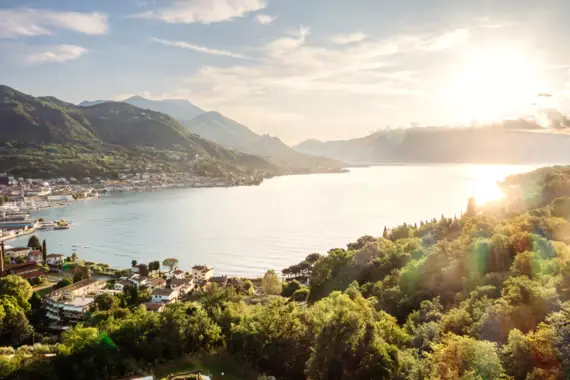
[447,47,545,124]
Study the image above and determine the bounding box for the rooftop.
[48,279,101,298]
[8,247,30,252]
[144,302,165,312]
[192,265,212,272]
[60,296,95,307]
[152,287,177,296]
[46,253,65,258]
[170,278,192,286]
[147,277,166,286]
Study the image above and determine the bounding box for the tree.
[0,295,33,346]
[383,226,389,239]
[0,275,32,311]
[162,257,179,272]
[261,269,282,295]
[94,293,119,311]
[71,252,78,261]
[73,266,91,283]
[42,239,47,263]
[281,267,292,278]
[148,261,160,272]
[465,196,477,217]
[305,253,322,264]
[298,260,312,275]
[27,235,41,251]
[137,263,149,277]
[289,264,301,277]
[430,334,504,379]
[55,277,72,289]
[282,280,301,297]
[131,260,137,268]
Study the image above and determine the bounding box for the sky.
[1,0,570,144]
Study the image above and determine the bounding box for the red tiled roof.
[8,247,30,252]
[144,302,165,311]
[18,270,46,280]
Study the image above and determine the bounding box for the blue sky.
[1,0,570,143]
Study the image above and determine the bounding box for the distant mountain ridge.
[80,96,205,121]
[295,123,570,164]
[79,95,343,173]
[182,111,343,172]
[0,84,276,176]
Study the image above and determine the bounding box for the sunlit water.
[11,165,545,277]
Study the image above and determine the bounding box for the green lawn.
[153,353,259,380]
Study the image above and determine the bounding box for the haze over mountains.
[295,121,570,165]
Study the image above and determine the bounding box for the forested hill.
[0,85,276,177]
[4,165,570,379]
[295,124,570,164]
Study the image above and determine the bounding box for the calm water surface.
[11,165,544,277]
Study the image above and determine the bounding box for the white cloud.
[331,32,367,45]
[27,44,88,63]
[266,25,310,57]
[255,14,275,25]
[133,0,266,24]
[0,8,108,38]
[152,37,251,59]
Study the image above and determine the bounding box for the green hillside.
[0,85,276,177]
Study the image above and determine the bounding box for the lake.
[11,164,544,277]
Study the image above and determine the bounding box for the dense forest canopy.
[4,165,570,379]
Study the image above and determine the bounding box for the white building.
[192,265,213,282]
[128,274,148,288]
[166,269,186,280]
[169,278,194,296]
[45,279,105,327]
[28,250,43,264]
[46,253,65,266]
[151,287,178,304]
[7,247,31,259]
[114,280,132,291]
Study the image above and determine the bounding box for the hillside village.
[0,238,243,329]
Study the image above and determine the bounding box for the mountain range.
[80,96,343,173]
[80,96,204,121]
[0,85,275,177]
[295,122,570,164]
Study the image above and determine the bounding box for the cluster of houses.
[113,265,221,313]
[43,264,228,327]
[0,238,234,329]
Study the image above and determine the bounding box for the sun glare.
[447,48,545,124]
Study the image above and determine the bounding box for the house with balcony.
[7,247,31,259]
[151,287,178,304]
[28,250,43,264]
[44,279,105,328]
[46,253,65,266]
[114,280,132,291]
[146,277,166,290]
[169,277,194,296]
[128,274,148,288]
[192,265,213,283]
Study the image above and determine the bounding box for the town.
[0,237,243,330]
